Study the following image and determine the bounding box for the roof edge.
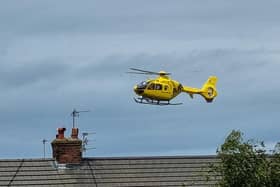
[83,155,218,160]
[0,155,219,162]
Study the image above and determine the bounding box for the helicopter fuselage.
[134,75,182,101]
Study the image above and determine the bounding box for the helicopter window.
[147,83,155,90]
[137,81,148,89]
[155,84,162,90]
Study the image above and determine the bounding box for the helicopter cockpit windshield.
[137,81,149,89]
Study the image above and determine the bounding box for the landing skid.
[133,98,182,106]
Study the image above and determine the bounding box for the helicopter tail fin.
[200,76,218,103]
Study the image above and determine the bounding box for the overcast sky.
[1,0,280,158]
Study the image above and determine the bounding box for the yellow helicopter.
[128,68,218,105]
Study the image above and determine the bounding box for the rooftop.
[0,155,219,187]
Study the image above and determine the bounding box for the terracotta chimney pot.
[57,128,66,139]
[71,128,79,139]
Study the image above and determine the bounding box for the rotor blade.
[129,68,159,74]
[126,71,157,75]
[129,68,171,75]
[126,72,150,74]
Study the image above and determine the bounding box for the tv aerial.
[42,139,49,159]
[71,108,90,128]
[82,132,96,153]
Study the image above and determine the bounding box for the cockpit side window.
[155,84,162,90]
[147,83,155,90]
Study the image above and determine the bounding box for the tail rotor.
[200,76,218,103]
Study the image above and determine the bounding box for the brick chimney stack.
[51,128,82,164]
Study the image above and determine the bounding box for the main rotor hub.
[158,71,169,76]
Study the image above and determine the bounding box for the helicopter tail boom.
[182,76,218,103]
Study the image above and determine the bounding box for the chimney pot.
[56,128,66,139]
[71,128,79,139]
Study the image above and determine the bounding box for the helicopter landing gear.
[133,97,182,106]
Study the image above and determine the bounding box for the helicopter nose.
[133,85,138,92]
[134,85,144,95]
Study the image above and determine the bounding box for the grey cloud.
[1,0,280,38]
[0,61,71,89]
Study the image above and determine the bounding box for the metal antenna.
[71,109,90,128]
[42,139,48,159]
[82,132,96,155]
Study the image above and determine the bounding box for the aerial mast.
[71,109,90,128]
[42,139,48,159]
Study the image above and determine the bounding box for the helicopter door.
[162,84,169,93]
[159,83,172,100]
[155,84,162,91]
[147,83,162,91]
[147,83,155,90]
[161,83,173,100]
[145,83,162,98]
